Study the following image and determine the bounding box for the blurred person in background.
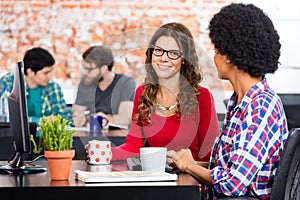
[171,3,289,199]
[72,45,136,128]
[0,47,72,124]
[124,54,145,86]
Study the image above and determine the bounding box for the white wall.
[238,0,300,93]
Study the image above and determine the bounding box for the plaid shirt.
[0,73,72,125]
[209,78,288,199]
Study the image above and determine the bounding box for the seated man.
[72,45,136,128]
[0,47,72,124]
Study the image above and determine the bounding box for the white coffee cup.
[87,140,112,165]
[140,147,167,172]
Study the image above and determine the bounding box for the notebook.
[74,170,178,183]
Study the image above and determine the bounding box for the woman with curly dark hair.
[172,3,289,199]
[109,22,220,164]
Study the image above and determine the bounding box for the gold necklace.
[155,101,178,111]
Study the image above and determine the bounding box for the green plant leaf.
[34,114,75,153]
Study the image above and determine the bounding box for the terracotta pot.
[50,180,70,186]
[44,149,75,181]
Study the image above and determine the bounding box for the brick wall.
[0,0,235,90]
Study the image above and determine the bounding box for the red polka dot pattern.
[87,140,112,164]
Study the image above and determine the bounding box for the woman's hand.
[173,149,196,172]
[166,150,177,165]
[72,112,87,127]
[84,143,90,162]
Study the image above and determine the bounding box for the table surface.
[0,160,202,200]
[0,160,200,186]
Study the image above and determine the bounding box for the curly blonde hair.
[134,22,202,126]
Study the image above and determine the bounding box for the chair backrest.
[270,128,300,200]
[278,93,300,131]
[217,113,225,132]
[223,99,229,109]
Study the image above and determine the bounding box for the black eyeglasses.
[82,64,98,73]
[150,45,183,60]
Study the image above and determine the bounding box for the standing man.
[72,45,136,128]
[0,47,72,124]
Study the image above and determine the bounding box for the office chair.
[278,93,300,131]
[223,99,229,109]
[269,128,300,200]
[217,113,225,132]
[216,128,300,200]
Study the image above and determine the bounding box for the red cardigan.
[111,85,220,162]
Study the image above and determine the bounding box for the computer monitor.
[0,61,46,174]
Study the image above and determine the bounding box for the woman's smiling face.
[151,36,183,80]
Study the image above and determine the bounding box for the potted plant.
[30,114,75,180]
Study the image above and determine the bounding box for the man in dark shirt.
[72,45,136,128]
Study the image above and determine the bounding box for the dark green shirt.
[27,86,42,118]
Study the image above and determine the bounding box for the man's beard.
[85,76,103,86]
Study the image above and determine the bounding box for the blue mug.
[89,115,109,132]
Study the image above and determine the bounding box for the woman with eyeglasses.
[107,22,220,164]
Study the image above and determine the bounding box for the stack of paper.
[74,170,178,183]
[108,123,129,129]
